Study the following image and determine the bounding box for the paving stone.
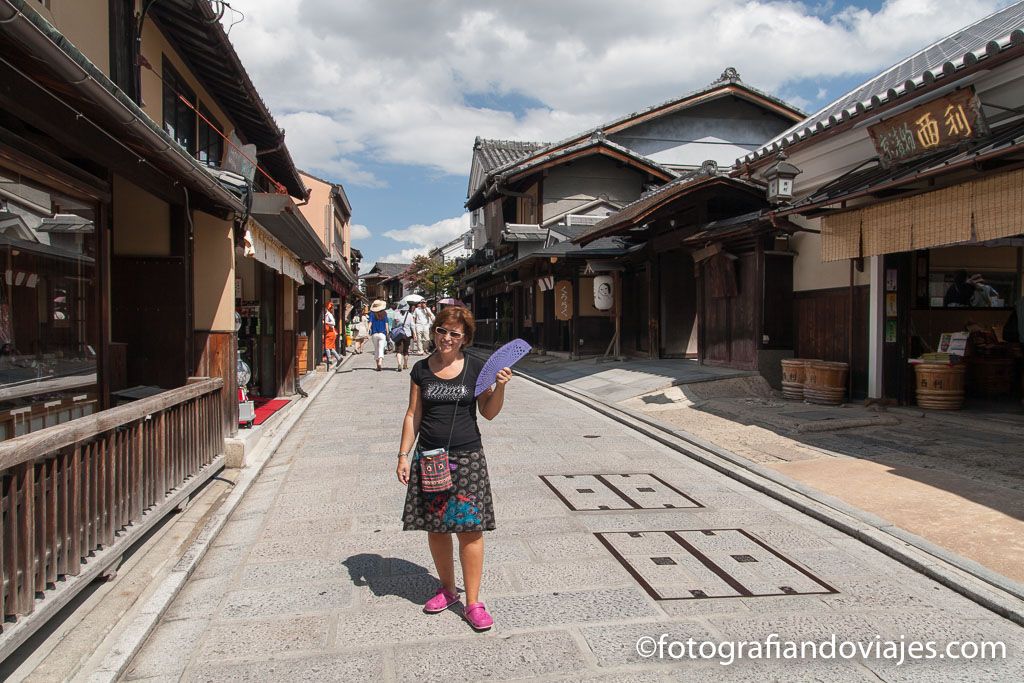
[123,618,209,680]
[185,651,386,683]
[511,559,634,591]
[219,582,353,619]
[245,534,336,563]
[191,544,249,580]
[526,532,612,561]
[198,615,331,660]
[333,604,470,646]
[488,587,660,630]
[212,516,266,548]
[163,575,231,621]
[394,630,588,682]
[238,558,349,589]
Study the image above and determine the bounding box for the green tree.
[401,256,457,298]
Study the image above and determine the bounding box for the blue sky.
[227,0,1013,269]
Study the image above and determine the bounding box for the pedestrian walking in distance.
[395,306,512,632]
[323,301,341,366]
[349,305,370,354]
[391,306,415,371]
[368,299,390,371]
[413,300,435,355]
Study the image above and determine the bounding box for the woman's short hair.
[432,306,475,347]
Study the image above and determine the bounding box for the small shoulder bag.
[418,359,469,494]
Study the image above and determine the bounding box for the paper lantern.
[593,274,614,310]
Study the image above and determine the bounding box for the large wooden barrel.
[804,361,848,405]
[781,358,809,400]
[296,335,309,375]
[914,362,966,410]
[966,357,1015,397]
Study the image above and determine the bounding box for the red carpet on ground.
[252,398,289,425]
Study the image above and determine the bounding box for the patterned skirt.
[402,447,496,533]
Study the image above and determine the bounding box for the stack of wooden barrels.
[781,358,849,405]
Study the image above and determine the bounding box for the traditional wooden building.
[0,0,323,649]
[736,2,1024,403]
[460,70,804,369]
[362,261,410,302]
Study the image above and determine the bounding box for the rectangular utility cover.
[595,529,837,600]
[540,474,702,511]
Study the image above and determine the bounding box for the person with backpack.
[390,305,415,371]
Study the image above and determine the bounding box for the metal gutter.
[0,0,243,212]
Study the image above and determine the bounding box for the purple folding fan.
[474,338,532,397]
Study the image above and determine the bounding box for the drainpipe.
[0,0,243,212]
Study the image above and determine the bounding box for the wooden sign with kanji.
[868,88,985,166]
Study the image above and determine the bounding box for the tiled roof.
[366,262,408,279]
[742,2,1024,165]
[488,69,802,181]
[467,133,678,210]
[576,165,763,243]
[473,138,548,173]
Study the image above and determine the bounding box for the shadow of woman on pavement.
[342,554,448,606]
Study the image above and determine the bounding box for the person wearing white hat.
[369,299,390,371]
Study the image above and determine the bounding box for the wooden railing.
[0,378,225,657]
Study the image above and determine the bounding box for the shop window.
[928,269,1017,309]
[0,166,99,441]
[197,104,224,167]
[162,59,196,155]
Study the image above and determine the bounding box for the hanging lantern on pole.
[593,274,614,310]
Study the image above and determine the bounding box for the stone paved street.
[126,352,1024,681]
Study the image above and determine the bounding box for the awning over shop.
[820,166,1024,262]
[251,193,329,263]
[243,219,304,284]
[303,263,326,285]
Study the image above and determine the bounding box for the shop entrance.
[899,243,1023,408]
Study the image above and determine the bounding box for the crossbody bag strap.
[443,357,470,452]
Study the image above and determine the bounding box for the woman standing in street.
[395,306,512,632]
[368,299,390,371]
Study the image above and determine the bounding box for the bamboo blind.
[820,210,861,262]
[835,167,1024,261]
[860,197,913,257]
[911,183,972,249]
[973,168,1024,241]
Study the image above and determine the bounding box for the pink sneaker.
[464,602,493,631]
[423,586,459,614]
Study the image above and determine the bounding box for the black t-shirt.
[411,354,483,452]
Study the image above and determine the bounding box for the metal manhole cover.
[594,529,838,600]
[540,474,703,511]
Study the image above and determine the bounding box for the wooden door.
[111,256,188,390]
[659,250,696,357]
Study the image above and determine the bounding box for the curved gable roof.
[491,68,804,178]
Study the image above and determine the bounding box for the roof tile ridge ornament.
[698,159,719,176]
[715,67,741,84]
[591,129,607,143]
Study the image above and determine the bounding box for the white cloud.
[383,213,470,249]
[379,248,429,263]
[371,213,471,264]
[229,0,1009,180]
[350,223,371,240]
